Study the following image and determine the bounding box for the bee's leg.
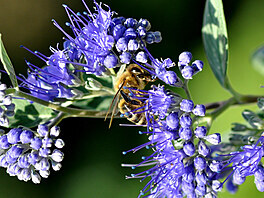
[120,90,140,105]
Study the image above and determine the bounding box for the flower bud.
[30,137,42,150]
[20,130,34,144]
[136,26,146,37]
[35,158,50,171]
[31,171,41,184]
[124,18,137,28]
[2,95,12,106]
[37,124,48,137]
[113,24,126,40]
[161,71,178,86]
[212,180,223,192]
[196,172,207,185]
[180,99,194,112]
[42,138,53,148]
[194,156,206,171]
[182,180,195,194]
[195,185,206,196]
[180,114,192,128]
[51,161,62,171]
[136,51,148,63]
[145,32,155,44]
[138,18,151,31]
[181,66,194,79]
[50,126,60,137]
[166,112,179,130]
[178,51,192,66]
[39,170,50,178]
[255,180,264,192]
[124,28,137,40]
[0,83,7,91]
[209,161,222,173]
[116,37,128,52]
[198,140,210,157]
[55,139,65,149]
[182,165,195,183]
[104,54,118,68]
[120,52,132,64]
[192,60,204,74]
[128,39,139,51]
[51,149,64,163]
[18,154,30,168]
[183,141,195,156]
[0,155,8,167]
[0,135,10,149]
[204,133,221,145]
[179,127,192,140]
[7,128,22,144]
[194,126,207,138]
[39,148,51,157]
[18,168,31,181]
[233,169,245,185]
[193,104,206,116]
[255,165,264,181]
[226,178,238,194]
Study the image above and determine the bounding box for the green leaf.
[72,96,113,111]
[0,34,19,89]
[252,46,264,76]
[8,98,56,128]
[231,123,247,131]
[257,97,264,111]
[202,0,228,87]
[242,109,264,129]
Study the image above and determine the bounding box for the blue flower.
[124,85,180,120]
[19,46,77,101]
[219,135,264,192]
[52,1,118,75]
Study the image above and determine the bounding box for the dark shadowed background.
[0,0,264,197]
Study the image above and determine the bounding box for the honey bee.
[105,64,154,128]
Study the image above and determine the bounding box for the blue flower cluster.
[20,46,78,101]
[0,124,64,183]
[219,135,264,193]
[132,50,204,87]
[178,51,204,80]
[20,0,162,102]
[0,82,15,127]
[122,75,223,197]
[108,16,161,65]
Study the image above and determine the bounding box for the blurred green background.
[0,0,264,197]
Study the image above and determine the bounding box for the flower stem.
[47,112,68,128]
[208,97,237,120]
[183,79,192,100]
[205,95,261,111]
[6,88,110,118]
[224,78,242,102]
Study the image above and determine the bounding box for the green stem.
[224,78,242,102]
[47,112,68,128]
[205,95,262,111]
[6,88,107,118]
[208,97,237,120]
[183,79,192,100]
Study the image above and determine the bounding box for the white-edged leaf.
[0,34,19,89]
[202,0,228,88]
